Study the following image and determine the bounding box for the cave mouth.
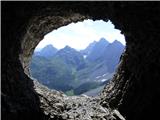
[22,18,125,96]
[4,2,159,120]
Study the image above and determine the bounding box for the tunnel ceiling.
[2,2,160,120]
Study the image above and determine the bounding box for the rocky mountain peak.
[98,38,109,45]
[34,44,58,57]
[43,44,54,49]
[112,40,122,45]
[86,38,110,61]
[58,45,77,54]
[41,44,57,52]
[64,45,72,49]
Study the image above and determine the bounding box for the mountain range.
[30,38,125,96]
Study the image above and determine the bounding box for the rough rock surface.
[2,2,160,120]
[34,80,125,120]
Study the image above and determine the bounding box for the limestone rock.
[34,80,124,120]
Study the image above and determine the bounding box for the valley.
[30,38,125,96]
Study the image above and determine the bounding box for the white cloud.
[36,19,125,50]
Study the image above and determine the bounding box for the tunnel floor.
[34,80,125,120]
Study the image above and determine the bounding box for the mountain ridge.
[34,44,58,58]
[30,38,125,96]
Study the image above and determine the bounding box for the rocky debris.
[33,80,66,118]
[34,80,125,120]
[112,110,125,120]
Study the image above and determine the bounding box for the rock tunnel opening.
[18,12,127,118]
[24,19,126,97]
[3,2,160,120]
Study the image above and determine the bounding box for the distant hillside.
[83,85,105,97]
[86,38,109,62]
[102,40,124,72]
[77,38,125,84]
[80,41,97,56]
[30,38,125,96]
[54,46,86,70]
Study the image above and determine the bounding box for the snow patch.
[96,76,101,79]
[83,55,87,59]
[101,79,107,82]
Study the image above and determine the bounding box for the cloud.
[36,19,125,50]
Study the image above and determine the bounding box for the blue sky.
[35,19,125,50]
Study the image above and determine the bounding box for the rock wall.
[100,2,160,120]
[2,2,160,120]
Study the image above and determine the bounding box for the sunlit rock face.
[2,2,160,120]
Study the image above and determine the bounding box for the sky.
[35,19,125,51]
